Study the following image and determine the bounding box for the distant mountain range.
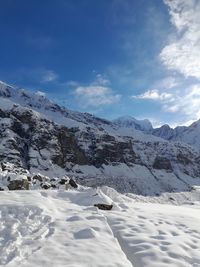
[113,115,200,151]
[1,80,200,194]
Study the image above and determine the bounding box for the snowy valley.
[1,81,200,267]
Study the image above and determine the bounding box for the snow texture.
[0,187,200,267]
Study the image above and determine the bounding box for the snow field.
[107,203,200,267]
[0,205,53,265]
[0,187,200,267]
[0,189,132,267]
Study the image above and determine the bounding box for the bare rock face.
[75,130,137,168]
[0,107,137,172]
[153,157,172,170]
[94,138,136,167]
[52,127,88,167]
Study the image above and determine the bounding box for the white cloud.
[41,70,58,83]
[94,74,110,86]
[153,76,179,90]
[132,89,173,101]
[160,0,200,79]
[163,85,200,118]
[74,85,121,107]
[133,84,200,124]
[73,74,121,107]
[66,80,79,87]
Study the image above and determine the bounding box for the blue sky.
[0,0,200,127]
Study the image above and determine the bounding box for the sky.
[0,0,200,127]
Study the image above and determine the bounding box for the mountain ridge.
[1,81,200,195]
[1,80,199,150]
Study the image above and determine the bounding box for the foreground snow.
[0,187,200,267]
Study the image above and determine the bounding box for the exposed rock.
[41,182,51,190]
[94,204,113,210]
[59,177,68,185]
[32,174,43,182]
[7,179,29,190]
[94,139,136,167]
[52,127,88,167]
[153,157,172,170]
[69,178,78,188]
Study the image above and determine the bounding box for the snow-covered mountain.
[113,112,200,151]
[113,115,153,132]
[152,121,200,151]
[1,81,200,195]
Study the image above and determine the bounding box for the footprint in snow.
[66,215,83,222]
[74,228,98,239]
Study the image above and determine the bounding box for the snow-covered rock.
[0,162,77,191]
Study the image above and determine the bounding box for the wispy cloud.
[74,86,121,107]
[132,84,200,125]
[40,70,58,83]
[163,84,200,118]
[152,76,180,90]
[94,74,110,86]
[132,89,173,101]
[73,75,121,107]
[10,68,58,86]
[160,0,200,79]
[66,80,79,87]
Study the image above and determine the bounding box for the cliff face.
[1,82,200,195]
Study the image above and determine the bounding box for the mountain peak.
[113,116,153,132]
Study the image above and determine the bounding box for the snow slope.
[113,116,153,132]
[1,187,200,267]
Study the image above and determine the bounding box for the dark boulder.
[59,177,68,185]
[41,183,51,189]
[69,178,78,188]
[7,179,29,190]
[94,204,113,210]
